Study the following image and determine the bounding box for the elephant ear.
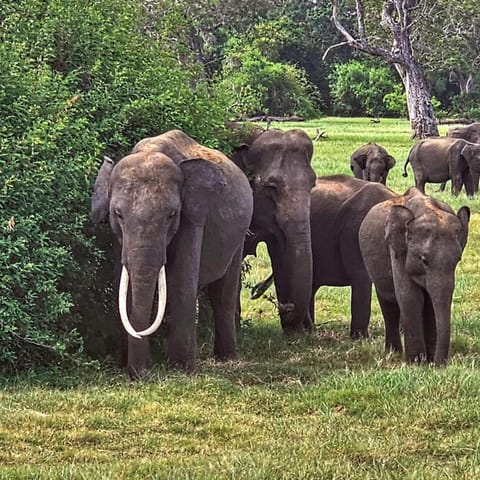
[230,144,250,173]
[385,205,414,257]
[456,206,471,250]
[351,153,367,170]
[179,159,227,225]
[91,156,115,224]
[385,155,396,170]
[460,143,472,164]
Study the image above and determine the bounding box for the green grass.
[2,117,480,479]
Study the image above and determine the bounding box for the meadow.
[1,117,480,479]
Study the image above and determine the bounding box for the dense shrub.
[329,60,401,117]
[0,0,229,372]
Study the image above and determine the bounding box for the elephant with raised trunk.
[403,137,480,196]
[359,188,470,365]
[231,128,316,333]
[91,130,253,377]
[350,142,396,185]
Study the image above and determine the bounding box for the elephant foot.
[350,329,369,340]
[127,364,149,381]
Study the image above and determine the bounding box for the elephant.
[310,175,396,338]
[231,128,317,333]
[251,175,396,338]
[447,122,480,144]
[91,130,253,377]
[350,142,396,185]
[446,122,480,193]
[359,188,470,365]
[403,137,480,196]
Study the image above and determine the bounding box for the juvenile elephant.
[403,137,480,196]
[310,175,396,337]
[350,142,396,185]
[252,175,396,338]
[231,129,316,333]
[359,188,470,365]
[91,130,253,377]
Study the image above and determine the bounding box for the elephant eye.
[114,207,123,220]
[168,210,177,219]
[419,254,429,266]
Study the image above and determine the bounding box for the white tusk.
[135,266,167,337]
[119,266,142,339]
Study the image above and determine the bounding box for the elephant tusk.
[119,266,142,339]
[135,266,167,337]
[118,265,167,338]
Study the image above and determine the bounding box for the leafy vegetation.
[2,118,480,479]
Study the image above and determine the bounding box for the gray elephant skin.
[350,142,396,185]
[91,130,253,377]
[359,188,470,365]
[403,137,480,196]
[310,175,396,338]
[231,128,316,333]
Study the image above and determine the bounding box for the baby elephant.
[359,188,470,365]
[350,142,396,185]
[403,137,480,196]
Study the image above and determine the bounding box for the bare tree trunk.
[327,0,439,139]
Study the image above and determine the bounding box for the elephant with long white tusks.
[91,130,253,379]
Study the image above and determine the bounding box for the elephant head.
[460,141,480,176]
[232,128,316,333]
[350,142,396,185]
[91,135,230,376]
[361,188,469,365]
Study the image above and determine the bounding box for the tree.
[325,0,439,138]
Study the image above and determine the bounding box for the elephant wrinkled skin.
[359,188,470,365]
[350,142,396,185]
[231,128,316,333]
[91,130,253,377]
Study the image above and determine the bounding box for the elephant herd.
[91,123,477,378]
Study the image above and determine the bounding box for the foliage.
[0,0,229,372]
[217,21,321,118]
[329,60,400,117]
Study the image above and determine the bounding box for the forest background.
[0,0,479,371]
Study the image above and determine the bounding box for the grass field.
[2,117,480,479]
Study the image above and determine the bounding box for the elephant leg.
[377,295,402,353]
[414,171,426,194]
[473,171,480,194]
[399,291,427,363]
[451,172,463,196]
[423,292,436,363]
[207,245,243,361]
[463,170,476,197]
[350,279,372,339]
[166,222,203,371]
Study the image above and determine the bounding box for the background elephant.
[310,175,396,338]
[403,137,480,196]
[91,130,253,377]
[359,188,470,365]
[231,128,316,333]
[446,122,480,193]
[350,142,396,185]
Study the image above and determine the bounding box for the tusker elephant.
[252,175,396,338]
[359,188,470,365]
[403,137,480,196]
[231,128,317,333]
[91,130,253,377]
[310,175,396,338]
[350,142,396,185]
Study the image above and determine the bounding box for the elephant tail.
[402,156,410,177]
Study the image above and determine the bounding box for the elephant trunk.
[118,258,167,378]
[429,274,455,365]
[271,223,313,334]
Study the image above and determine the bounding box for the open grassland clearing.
[2,118,480,479]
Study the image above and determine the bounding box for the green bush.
[329,60,401,117]
[0,0,229,372]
